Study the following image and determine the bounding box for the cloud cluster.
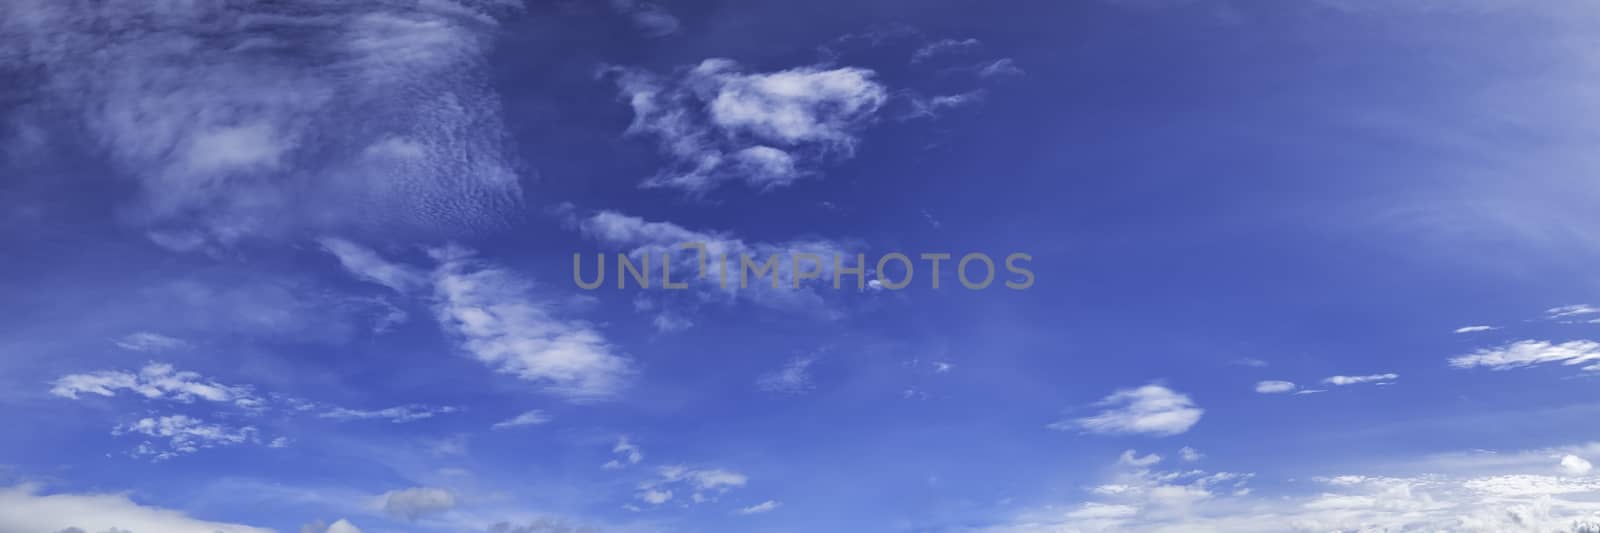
[985,446,1600,533]
[114,415,259,461]
[50,362,255,406]
[605,59,887,193]
[0,0,524,245]
[1053,384,1204,436]
[636,466,749,506]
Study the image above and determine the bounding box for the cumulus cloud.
[1450,340,1600,372]
[1563,455,1594,476]
[113,415,259,461]
[112,332,188,353]
[604,58,887,193]
[1254,380,1297,394]
[492,410,551,430]
[0,0,524,244]
[319,404,458,423]
[50,362,255,405]
[1053,384,1204,436]
[757,357,817,394]
[381,487,456,521]
[0,485,271,533]
[1322,373,1399,386]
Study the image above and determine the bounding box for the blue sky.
[5,1,1600,532]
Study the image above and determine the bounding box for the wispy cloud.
[1547,304,1600,319]
[1454,325,1499,333]
[1449,339,1600,372]
[1254,380,1297,394]
[319,404,458,423]
[491,410,551,430]
[1053,384,1204,436]
[603,436,644,470]
[757,357,817,394]
[736,500,782,515]
[113,332,189,353]
[1323,373,1399,386]
[320,240,636,401]
[911,37,982,63]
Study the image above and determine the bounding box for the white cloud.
[637,466,749,506]
[492,410,551,430]
[300,519,363,533]
[1254,380,1297,394]
[1180,447,1204,462]
[1054,384,1204,437]
[381,487,456,521]
[651,312,694,333]
[605,58,887,193]
[1322,373,1399,386]
[1450,340,1600,372]
[911,38,982,63]
[981,444,1600,533]
[736,500,781,515]
[319,237,426,292]
[1230,358,1269,367]
[1455,325,1499,333]
[1548,304,1600,319]
[603,437,644,469]
[757,357,817,394]
[1,0,523,243]
[978,58,1026,77]
[50,362,254,405]
[319,240,636,401]
[431,246,635,401]
[1563,455,1594,475]
[319,404,457,423]
[113,415,259,461]
[0,484,271,533]
[113,332,188,352]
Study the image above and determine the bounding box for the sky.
[4,0,1600,532]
